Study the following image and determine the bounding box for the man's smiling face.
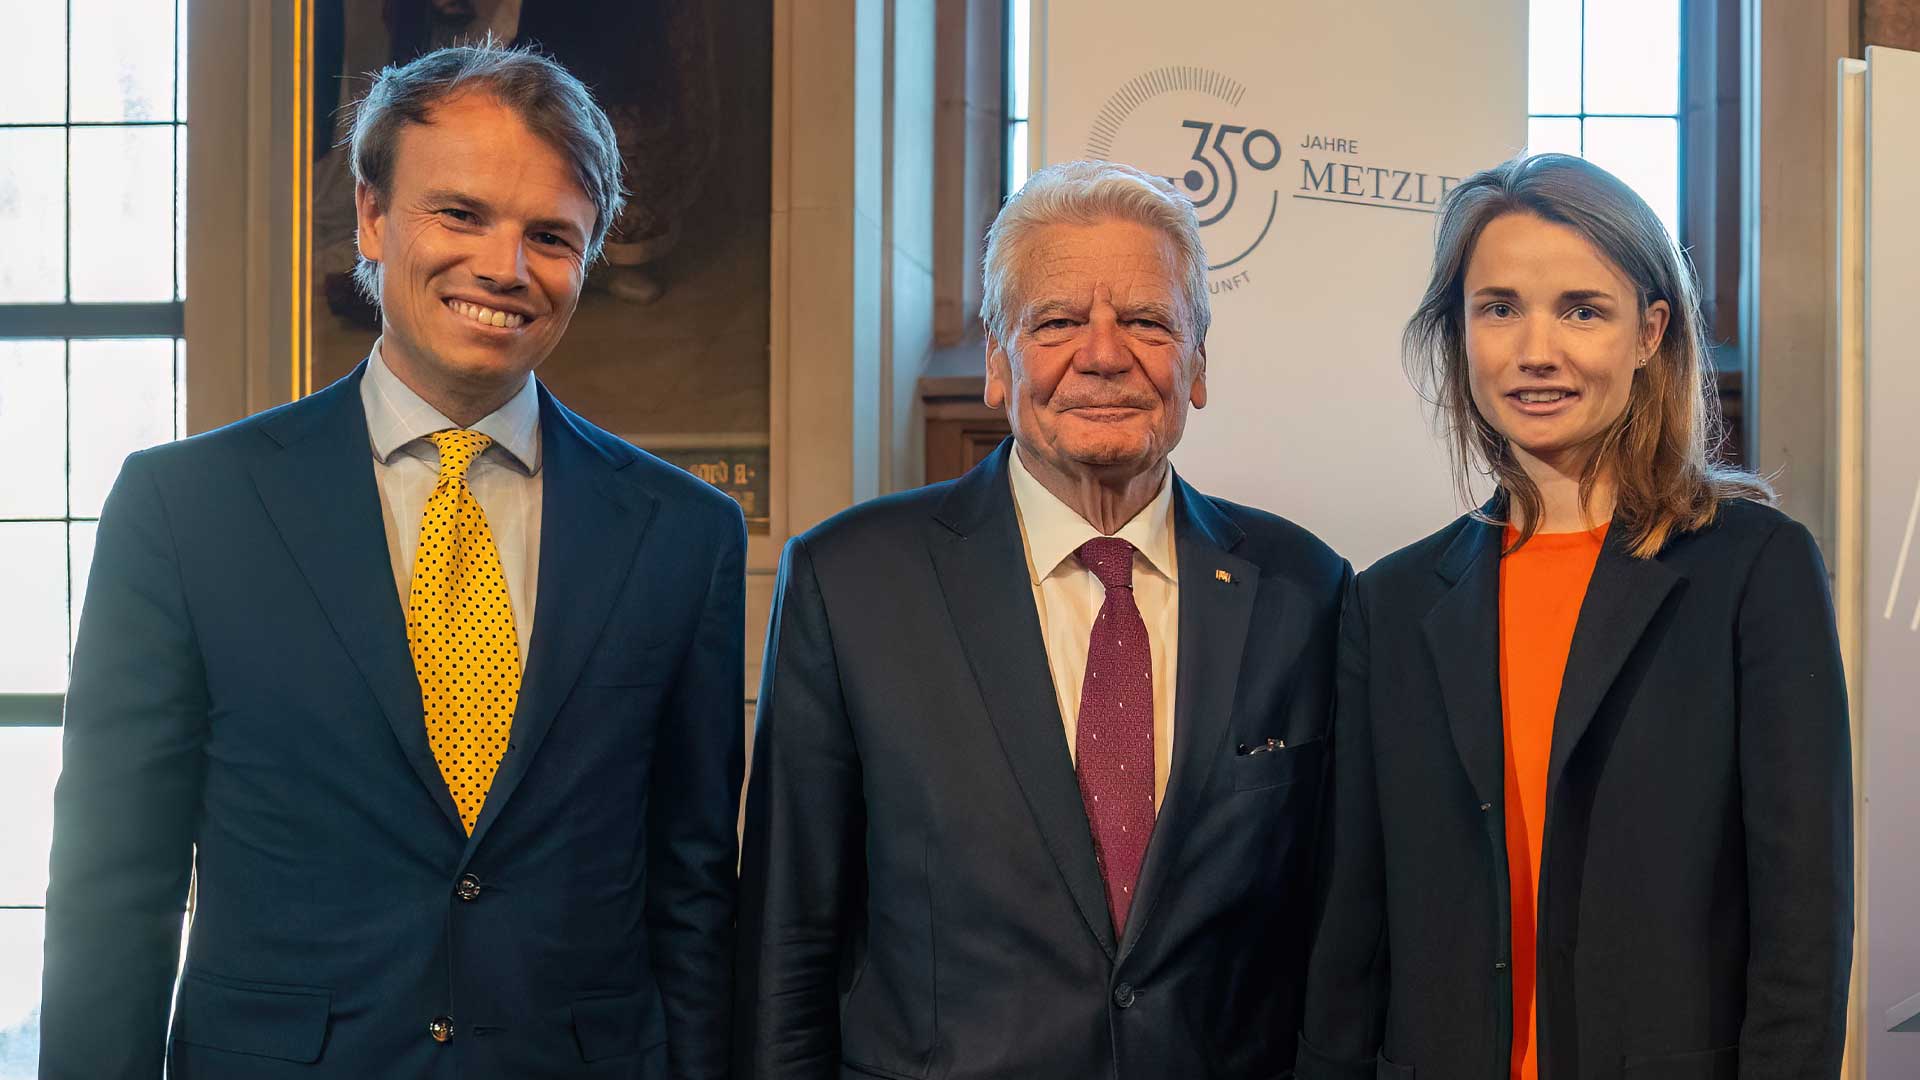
[355,90,597,405]
[986,218,1207,487]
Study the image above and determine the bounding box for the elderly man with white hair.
[733,160,1349,1079]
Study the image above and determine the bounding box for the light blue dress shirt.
[359,341,543,661]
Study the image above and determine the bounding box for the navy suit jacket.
[735,441,1350,1080]
[41,364,746,1079]
[1298,500,1852,1080]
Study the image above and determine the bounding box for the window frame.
[0,13,189,736]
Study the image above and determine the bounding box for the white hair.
[979,159,1211,347]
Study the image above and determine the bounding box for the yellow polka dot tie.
[407,429,522,834]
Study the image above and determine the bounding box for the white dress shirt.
[360,341,543,662]
[1008,445,1179,807]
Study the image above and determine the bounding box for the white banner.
[1860,44,1920,1077]
[1035,0,1527,565]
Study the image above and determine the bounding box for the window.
[1527,0,1683,239]
[0,1,189,1070]
[1528,0,1742,445]
[1004,0,1030,194]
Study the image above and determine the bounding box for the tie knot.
[428,429,493,480]
[1075,536,1136,591]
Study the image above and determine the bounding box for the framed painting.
[304,0,773,530]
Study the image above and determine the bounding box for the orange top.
[1497,522,1608,1080]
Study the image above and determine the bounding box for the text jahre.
[1299,135,1359,154]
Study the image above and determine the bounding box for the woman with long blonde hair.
[1298,154,1851,1080]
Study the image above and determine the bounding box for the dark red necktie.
[1073,536,1157,934]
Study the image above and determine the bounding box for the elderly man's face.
[356,91,596,403]
[987,219,1206,485]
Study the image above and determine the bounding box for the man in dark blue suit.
[40,44,744,1079]
[734,161,1349,1079]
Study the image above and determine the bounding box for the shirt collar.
[361,339,542,474]
[1007,443,1178,587]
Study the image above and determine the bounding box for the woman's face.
[1461,211,1668,478]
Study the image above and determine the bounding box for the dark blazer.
[1298,499,1853,1080]
[41,364,746,1079]
[734,440,1350,1080]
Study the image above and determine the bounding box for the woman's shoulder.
[1357,510,1491,590]
[1675,496,1803,552]
[1661,496,1825,581]
[1705,494,1793,534]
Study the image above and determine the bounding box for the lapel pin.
[1214,569,1233,584]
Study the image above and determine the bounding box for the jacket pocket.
[1232,735,1326,791]
[1293,1032,1372,1080]
[1375,1050,1416,1079]
[841,1060,925,1080]
[170,971,331,1063]
[571,989,667,1063]
[1622,1044,1737,1079]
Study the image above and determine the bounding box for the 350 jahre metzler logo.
[1086,66,1463,298]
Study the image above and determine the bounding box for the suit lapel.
[1545,529,1680,804]
[461,389,654,860]
[1119,478,1256,961]
[250,365,464,833]
[928,442,1117,958]
[1419,511,1684,811]
[1420,516,1506,811]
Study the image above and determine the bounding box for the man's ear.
[354,180,386,264]
[1190,341,1208,410]
[984,332,1011,410]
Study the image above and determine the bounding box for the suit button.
[429,1016,454,1043]
[455,874,482,902]
[1113,983,1137,1009]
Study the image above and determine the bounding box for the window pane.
[68,126,174,302]
[1008,0,1031,120]
[0,2,66,124]
[68,339,175,518]
[0,729,62,906]
[0,908,45,1078]
[69,521,97,651]
[1583,117,1679,240]
[1527,116,1582,157]
[0,341,68,519]
[177,0,189,122]
[1008,120,1029,193]
[0,129,69,304]
[0,523,70,692]
[1528,0,1582,114]
[1585,0,1680,116]
[69,0,179,122]
[175,124,186,301]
